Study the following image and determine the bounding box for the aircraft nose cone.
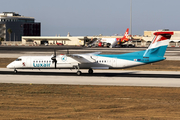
[7,62,14,69]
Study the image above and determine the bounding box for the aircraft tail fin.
[121,28,129,42]
[143,31,174,58]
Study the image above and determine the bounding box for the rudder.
[143,31,174,58]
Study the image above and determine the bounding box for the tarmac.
[1,68,180,87]
[1,46,180,87]
[1,47,180,60]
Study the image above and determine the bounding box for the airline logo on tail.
[124,28,129,38]
[152,32,173,44]
[120,28,129,43]
[143,31,174,57]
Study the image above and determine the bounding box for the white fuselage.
[101,38,118,47]
[6,31,174,75]
[7,54,144,70]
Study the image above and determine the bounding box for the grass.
[1,58,180,119]
[0,84,180,119]
[0,58,15,68]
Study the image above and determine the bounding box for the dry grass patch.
[0,58,15,68]
[0,84,180,119]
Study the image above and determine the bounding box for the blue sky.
[1,0,180,36]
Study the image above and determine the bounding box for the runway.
[1,68,180,87]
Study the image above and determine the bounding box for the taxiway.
[1,68,180,87]
[1,46,180,60]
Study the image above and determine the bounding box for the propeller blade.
[54,48,56,57]
[51,48,57,69]
[55,60,57,69]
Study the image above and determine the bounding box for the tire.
[14,70,17,74]
[77,71,82,76]
[88,69,93,74]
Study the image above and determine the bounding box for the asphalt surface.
[0,68,180,87]
[1,46,180,87]
[1,46,180,60]
[1,45,180,53]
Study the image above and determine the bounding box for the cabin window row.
[97,60,111,63]
[33,60,52,63]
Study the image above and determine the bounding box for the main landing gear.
[14,69,18,74]
[77,71,82,76]
[74,65,82,76]
[74,65,94,76]
[88,68,93,74]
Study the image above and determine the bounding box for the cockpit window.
[15,58,22,61]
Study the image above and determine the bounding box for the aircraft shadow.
[0,71,180,78]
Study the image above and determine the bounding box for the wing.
[67,52,101,63]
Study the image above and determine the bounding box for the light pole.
[130,0,132,40]
[14,33,15,45]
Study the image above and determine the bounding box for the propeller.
[51,48,57,69]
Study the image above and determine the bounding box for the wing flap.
[67,54,96,63]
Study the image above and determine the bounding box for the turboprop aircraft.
[7,31,173,75]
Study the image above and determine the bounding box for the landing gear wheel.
[88,69,93,74]
[77,71,82,76]
[14,69,18,74]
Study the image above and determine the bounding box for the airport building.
[0,12,40,42]
[22,32,84,46]
[13,30,180,47]
[141,30,180,47]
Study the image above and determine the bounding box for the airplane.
[87,28,130,48]
[99,28,130,48]
[119,28,129,43]
[7,31,174,75]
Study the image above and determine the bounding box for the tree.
[0,37,4,45]
[0,37,4,41]
[7,28,12,41]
